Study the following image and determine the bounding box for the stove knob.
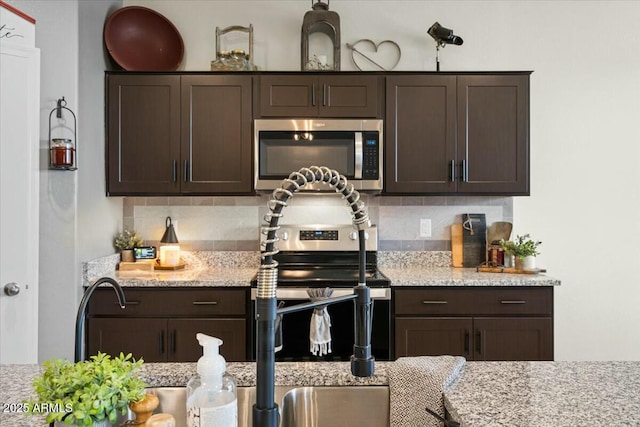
[281,231,289,241]
[349,231,369,240]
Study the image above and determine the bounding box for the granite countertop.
[84,251,560,288]
[380,266,561,287]
[3,361,638,426]
[445,361,640,426]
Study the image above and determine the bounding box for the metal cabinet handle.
[461,159,468,182]
[192,301,218,305]
[464,330,470,354]
[183,160,188,182]
[115,300,139,306]
[159,330,165,355]
[172,160,178,183]
[311,84,316,106]
[475,330,482,354]
[422,300,448,304]
[170,330,176,354]
[323,84,327,106]
[450,160,456,182]
[501,300,526,304]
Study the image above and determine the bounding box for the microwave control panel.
[362,131,379,179]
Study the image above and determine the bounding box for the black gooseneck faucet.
[253,166,375,427]
[75,276,126,362]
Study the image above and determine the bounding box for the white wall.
[9,0,122,362]
[125,0,640,360]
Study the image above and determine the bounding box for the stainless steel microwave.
[254,119,383,191]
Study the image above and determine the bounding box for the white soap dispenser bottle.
[186,333,238,427]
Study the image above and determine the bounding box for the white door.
[0,43,40,363]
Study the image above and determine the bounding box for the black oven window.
[259,131,355,178]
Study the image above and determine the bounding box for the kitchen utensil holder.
[48,96,77,171]
[214,24,255,70]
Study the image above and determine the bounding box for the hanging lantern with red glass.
[48,96,77,170]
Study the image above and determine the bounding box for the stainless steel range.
[250,224,391,362]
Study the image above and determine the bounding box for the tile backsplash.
[124,195,512,252]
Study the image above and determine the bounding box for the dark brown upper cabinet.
[107,74,253,196]
[385,73,530,195]
[256,74,382,118]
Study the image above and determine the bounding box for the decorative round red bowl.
[104,6,184,71]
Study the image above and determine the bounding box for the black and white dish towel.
[389,355,466,427]
[308,287,333,356]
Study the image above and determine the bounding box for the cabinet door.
[169,318,246,362]
[257,75,317,117]
[473,317,552,361]
[457,75,529,194]
[385,75,457,193]
[395,317,472,359]
[318,75,380,117]
[181,75,253,194]
[107,74,181,195]
[87,318,167,362]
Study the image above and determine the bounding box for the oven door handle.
[354,132,363,179]
[251,287,390,300]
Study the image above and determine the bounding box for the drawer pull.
[193,301,218,305]
[422,300,448,304]
[500,300,526,304]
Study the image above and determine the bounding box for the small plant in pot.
[27,352,147,426]
[114,230,143,262]
[500,234,542,270]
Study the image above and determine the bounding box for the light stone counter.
[444,361,640,426]
[381,266,561,287]
[3,361,638,427]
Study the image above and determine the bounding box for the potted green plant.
[114,230,143,262]
[499,234,542,270]
[27,352,146,426]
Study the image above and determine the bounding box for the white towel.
[308,287,333,356]
[389,356,466,427]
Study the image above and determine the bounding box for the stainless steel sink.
[141,385,389,427]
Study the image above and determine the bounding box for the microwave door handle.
[355,132,363,179]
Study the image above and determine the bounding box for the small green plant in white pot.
[499,234,542,270]
[27,352,146,426]
[114,230,143,262]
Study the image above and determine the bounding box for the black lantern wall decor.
[301,0,341,71]
[427,22,464,72]
[48,97,77,170]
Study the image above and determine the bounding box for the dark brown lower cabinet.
[88,318,246,363]
[86,288,247,362]
[394,287,553,361]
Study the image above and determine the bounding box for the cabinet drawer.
[88,288,247,317]
[394,287,552,316]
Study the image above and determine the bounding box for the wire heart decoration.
[346,39,401,71]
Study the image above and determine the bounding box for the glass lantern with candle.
[158,216,184,269]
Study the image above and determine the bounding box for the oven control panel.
[300,230,338,241]
[269,225,378,252]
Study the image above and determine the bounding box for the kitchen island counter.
[2,361,639,426]
[445,361,640,426]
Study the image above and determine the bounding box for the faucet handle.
[349,231,369,241]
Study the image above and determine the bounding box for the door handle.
[4,282,20,296]
[192,301,218,305]
[422,300,448,304]
[501,300,526,304]
[450,160,456,182]
[464,330,470,355]
[170,330,176,354]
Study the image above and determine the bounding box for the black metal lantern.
[301,0,340,71]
